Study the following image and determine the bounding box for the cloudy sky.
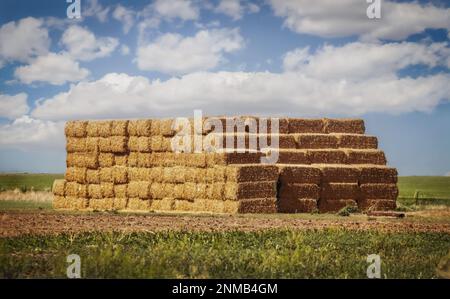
[0,0,449,175]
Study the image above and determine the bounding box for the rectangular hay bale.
[65,121,87,137]
[66,138,87,152]
[360,184,398,200]
[288,119,323,134]
[278,198,318,213]
[224,182,277,200]
[52,179,66,196]
[295,134,339,149]
[278,165,321,184]
[307,149,346,164]
[320,183,360,201]
[345,150,387,165]
[279,183,320,199]
[323,119,365,134]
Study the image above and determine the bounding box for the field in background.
[0,173,63,192]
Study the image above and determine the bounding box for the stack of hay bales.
[53,117,398,213]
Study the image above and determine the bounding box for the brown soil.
[1,210,449,237]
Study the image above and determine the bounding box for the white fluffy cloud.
[269,0,450,40]
[84,0,110,23]
[0,116,64,150]
[136,28,244,75]
[61,25,118,61]
[283,42,450,80]
[113,5,136,33]
[14,53,89,85]
[153,0,199,21]
[215,0,260,20]
[0,93,29,119]
[0,17,50,65]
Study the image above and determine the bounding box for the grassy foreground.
[1,229,449,279]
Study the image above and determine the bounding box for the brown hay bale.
[160,119,177,136]
[113,197,128,210]
[52,179,66,196]
[66,137,87,152]
[288,119,323,134]
[64,182,78,197]
[137,153,152,167]
[278,198,318,213]
[85,137,99,152]
[128,136,140,151]
[100,182,114,198]
[114,184,127,198]
[307,149,346,164]
[237,198,278,213]
[65,121,87,137]
[67,197,89,210]
[336,134,378,149]
[316,165,360,183]
[53,196,68,209]
[226,164,278,183]
[295,134,339,149]
[110,136,128,153]
[358,199,396,211]
[323,119,365,134]
[278,165,321,184]
[99,167,113,183]
[126,198,151,211]
[111,120,128,136]
[214,152,262,165]
[255,117,289,134]
[320,183,360,201]
[136,120,152,136]
[88,184,102,198]
[137,137,152,152]
[279,183,320,199]
[99,153,114,167]
[224,182,277,200]
[359,166,398,184]
[89,198,114,211]
[318,199,357,213]
[65,167,87,183]
[360,184,398,200]
[98,137,110,152]
[128,152,139,167]
[345,149,386,165]
[112,166,128,184]
[114,154,128,166]
[86,169,100,184]
[273,149,310,164]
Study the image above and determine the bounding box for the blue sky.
[0,0,449,175]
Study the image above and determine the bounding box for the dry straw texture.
[279,198,318,213]
[65,121,87,137]
[295,134,338,149]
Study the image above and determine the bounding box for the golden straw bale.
[67,197,89,210]
[150,183,164,199]
[184,153,207,168]
[127,198,151,211]
[214,166,226,182]
[127,167,139,181]
[85,137,99,152]
[128,136,140,152]
[160,137,172,152]
[295,134,339,149]
[225,182,277,200]
[99,153,114,167]
[137,167,151,181]
[136,120,152,136]
[111,120,128,136]
[76,184,89,198]
[279,183,320,200]
[318,199,357,213]
[65,121,87,137]
[127,120,139,136]
[98,137,111,152]
[97,121,112,137]
[114,184,127,198]
[335,134,378,149]
[316,165,360,183]
[194,184,207,198]
[205,167,215,183]
[114,154,128,166]
[150,167,163,182]
[184,167,197,182]
[183,182,196,200]
[278,198,318,213]
[86,122,99,137]
[360,184,398,200]
[358,199,396,211]
[128,152,139,167]
[52,179,66,196]
[151,198,175,211]
[162,167,185,183]
[137,181,151,199]
[173,184,184,199]
[274,150,310,165]
[88,184,102,198]
[237,198,278,213]
[358,166,398,184]
[323,119,365,134]
[227,164,279,183]
[344,149,386,165]
[53,196,68,209]
[307,149,346,164]
[212,183,225,199]
[89,198,114,211]
[150,136,164,152]
[137,153,152,167]
[113,197,128,210]
[100,182,114,198]
[112,166,128,184]
[150,119,161,135]
[86,169,100,184]
[99,167,113,183]
[65,167,87,183]
[138,137,152,153]
[174,199,195,212]
[288,119,323,134]
[66,138,87,153]
[110,136,128,153]
[160,119,176,136]
[84,153,99,169]
[320,183,360,201]
[64,182,78,197]
[127,182,140,198]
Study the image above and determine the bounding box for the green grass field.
[1,229,449,279]
[0,173,63,192]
